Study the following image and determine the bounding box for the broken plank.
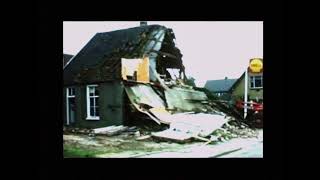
[102,127,129,136]
[93,126,116,133]
[144,111,161,125]
[192,135,210,142]
[136,135,151,141]
[93,125,128,136]
[151,129,192,143]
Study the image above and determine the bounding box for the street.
[135,130,263,158]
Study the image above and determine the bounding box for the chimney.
[140,21,147,26]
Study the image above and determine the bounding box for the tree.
[185,76,196,87]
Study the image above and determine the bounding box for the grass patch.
[64,146,104,158]
[63,139,163,157]
[63,134,188,158]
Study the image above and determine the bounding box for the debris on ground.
[151,113,228,143]
[63,125,140,137]
[93,125,129,136]
[63,115,259,146]
[151,129,193,143]
[216,120,259,139]
[168,113,228,137]
[134,131,141,137]
[136,135,152,141]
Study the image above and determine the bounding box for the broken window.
[86,85,100,120]
[250,75,263,88]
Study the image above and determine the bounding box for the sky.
[63,21,263,87]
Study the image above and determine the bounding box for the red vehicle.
[236,100,263,111]
[235,100,263,128]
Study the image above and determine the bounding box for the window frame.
[67,87,75,97]
[86,85,100,120]
[250,75,263,89]
[66,87,76,125]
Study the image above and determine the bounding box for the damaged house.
[63,24,227,132]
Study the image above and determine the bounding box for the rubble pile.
[211,120,259,142]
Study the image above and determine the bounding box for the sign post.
[245,58,263,119]
[244,68,248,119]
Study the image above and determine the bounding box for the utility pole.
[244,68,248,119]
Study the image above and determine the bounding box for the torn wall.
[121,57,150,83]
[114,25,228,128]
[63,25,230,131]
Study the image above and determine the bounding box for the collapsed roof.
[63,25,185,85]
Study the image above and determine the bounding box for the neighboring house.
[204,77,237,100]
[63,24,187,128]
[63,54,73,68]
[230,68,263,102]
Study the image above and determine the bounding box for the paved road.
[216,138,263,158]
[219,130,263,158]
[137,130,263,158]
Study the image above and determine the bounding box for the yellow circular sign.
[249,58,263,73]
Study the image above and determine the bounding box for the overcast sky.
[63,21,263,87]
